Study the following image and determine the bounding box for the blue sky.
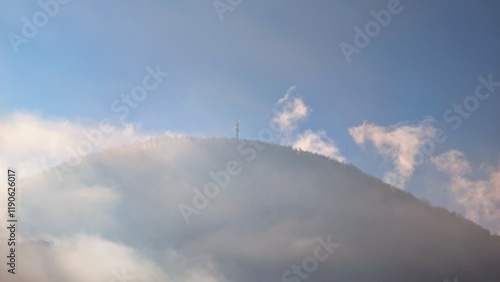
[1,0,500,230]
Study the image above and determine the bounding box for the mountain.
[15,137,500,282]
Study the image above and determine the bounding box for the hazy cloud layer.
[3,138,345,282]
[349,119,436,188]
[11,235,223,282]
[2,137,500,281]
[0,112,150,177]
[432,150,500,233]
[1,113,498,280]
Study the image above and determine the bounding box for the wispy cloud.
[432,150,500,234]
[272,86,345,162]
[293,130,345,162]
[349,119,436,188]
[272,86,311,136]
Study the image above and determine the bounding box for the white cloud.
[293,130,345,162]
[432,150,500,233]
[272,86,311,136]
[271,87,345,161]
[15,235,222,282]
[0,112,151,177]
[349,119,436,188]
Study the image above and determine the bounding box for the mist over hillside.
[12,137,500,282]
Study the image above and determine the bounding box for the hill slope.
[16,137,500,282]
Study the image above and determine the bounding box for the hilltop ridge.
[19,136,500,282]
